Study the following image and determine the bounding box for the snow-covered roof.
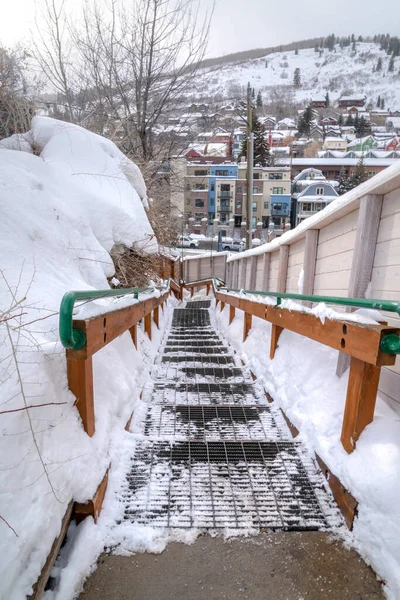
[324,136,346,142]
[387,117,400,128]
[339,94,366,102]
[347,136,375,148]
[278,158,399,167]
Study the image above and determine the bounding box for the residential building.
[310,97,327,108]
[386,117,400,133]
[236,165,291,232]
[323,137,347,151]
[347,135,377,152]
[338,95,366,108]
[210,164,238,224]
[277,156,399,182]
[291,169,339,226]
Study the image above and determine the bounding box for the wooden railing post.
[229,305,235,325]
[154,305,159,329]
[341,357,381,453]
[129,324,137,349]
[144,312,152,340]
[67,356,95,436]
[243,312,252,341]
[190,287,194,297]
[270,325,284,359]
[206,283,210,296]
[220,300,225,312]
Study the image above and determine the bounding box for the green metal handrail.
[216,285,400,355]
[59,284,163,350]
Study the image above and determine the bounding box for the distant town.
[168,92,400,242]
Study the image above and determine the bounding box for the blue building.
[208,164,238,222]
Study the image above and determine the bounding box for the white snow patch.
[216,304,400,599]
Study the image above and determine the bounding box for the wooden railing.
[185,279,400,455]
[65,287,170,436]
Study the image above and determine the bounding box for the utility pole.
[246,82,253,250]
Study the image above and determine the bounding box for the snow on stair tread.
[119,302,344,531]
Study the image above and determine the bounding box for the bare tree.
[0,45,33,139]
[73,0,212,160]
[32,0,77,121]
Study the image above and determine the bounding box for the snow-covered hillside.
[0,117,159,599]
[194,42,400,110]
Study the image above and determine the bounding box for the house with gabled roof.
[347,135,377,152]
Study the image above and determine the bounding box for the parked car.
[222,238,245,252]
[178,235,199,248]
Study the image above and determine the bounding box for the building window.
[194,212,204,221]
[194,183,206,190]
[316,187,324,195]
[368,171,376,177]
[194,170,207,176]
[252,217,257,227]
[236,186,242,193]
[221,184,231,191]
[264,201,269,209]
[302,203,313,212]
[234,216,242,227]
[253,186,261,194]
[210,183,215,191]
[272,187,283,194]
[215,170,229,176]
[186,183,190,190]
[269,173,283,180]
[252,202,257,212]
[195,199,204,207]
[236,202,242,209]
[253,173,260,179]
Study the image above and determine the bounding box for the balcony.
[218,191,233,199]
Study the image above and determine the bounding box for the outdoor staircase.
[120,299,342,531]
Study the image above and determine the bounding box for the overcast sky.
[1,0,398,57]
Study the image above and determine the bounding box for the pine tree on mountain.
[256,91,263,108]
[381,98,385,109]
[356,116,368,138]
[354,113,360,134]
[325,92,330,107]
[338,113,344,126]
[293,68,301,87]
[297,106,313,138]
[295,48,299,55]
[376,57,383,71]
[238,115,270,167]
[377,95,381,108]
[338,167,354,195]
[352,39,356,51]
[388,54,395,72]
[252,88,255,100]
[351,154,368,187]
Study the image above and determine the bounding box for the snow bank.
[216,306,400,599]
[0,118,161,599]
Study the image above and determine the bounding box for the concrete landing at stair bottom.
[79,533,383,600]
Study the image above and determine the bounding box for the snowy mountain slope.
[193,42,400,110]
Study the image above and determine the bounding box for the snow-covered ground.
[194,42,400,110]
[0,117,159,599]
[216,301,400,600]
